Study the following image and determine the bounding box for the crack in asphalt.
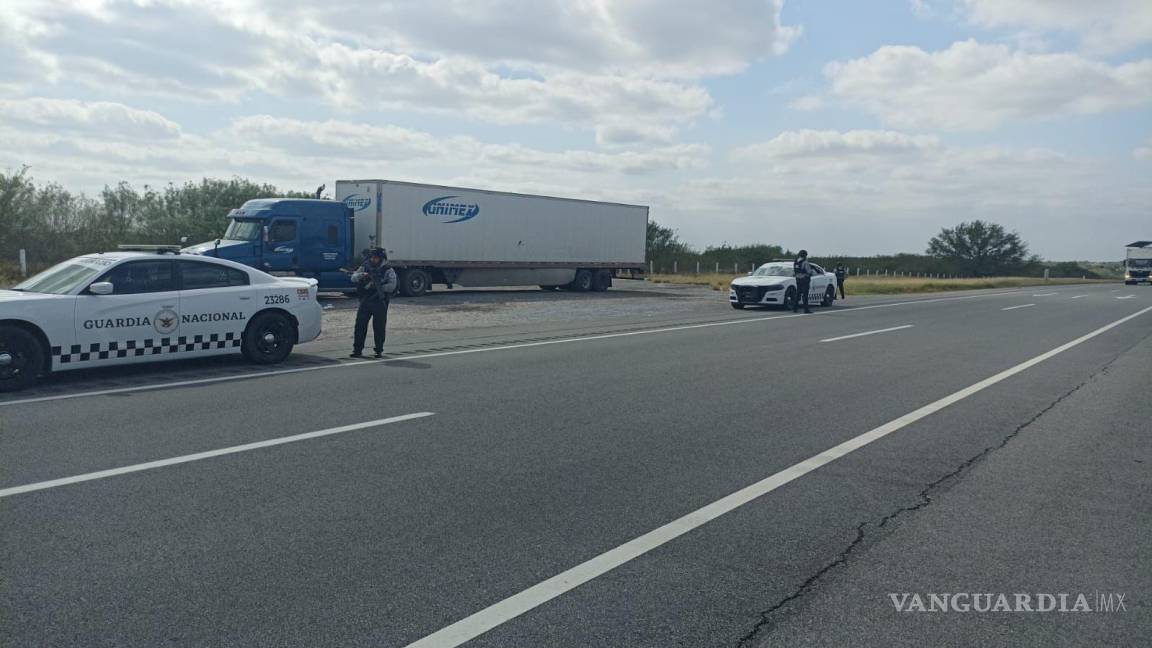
[734,360,1119,647]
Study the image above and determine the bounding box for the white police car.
[0,246,322,392]
[729,261,837,310]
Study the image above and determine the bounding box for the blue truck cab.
[184,199,357,291]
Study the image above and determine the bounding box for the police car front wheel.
[0,324,45,392]
[242,312,296,365]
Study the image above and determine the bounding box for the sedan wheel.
[242,312,296,364]
[0,325,44,392]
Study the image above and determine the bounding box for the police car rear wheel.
[0,325,44,392]
[242,313,295,365]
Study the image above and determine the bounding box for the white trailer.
[1124,241,1152,285]
[335,180,648,296]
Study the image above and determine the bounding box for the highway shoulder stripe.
[820,325,914,343]
[403,306,1152,648]
[0,413,434,499]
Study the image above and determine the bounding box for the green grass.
[648,273,1112,295]
[0,265,22,289]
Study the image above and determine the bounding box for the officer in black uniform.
[350,248,398,358]
[793,249,814,314]
[834,262,847,299]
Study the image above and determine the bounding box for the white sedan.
[729,261,837,310]
[0,247,322,392]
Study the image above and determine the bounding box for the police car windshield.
[752,265,793,277]
[1129,259,1152,268]
[13,262,104,295]
[224,219,263,241]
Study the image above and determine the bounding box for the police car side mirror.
[89,282,114,295]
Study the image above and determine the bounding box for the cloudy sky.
[1,0,1149,260]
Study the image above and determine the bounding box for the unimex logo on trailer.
[422,196,480,223]
[343,194,372,212]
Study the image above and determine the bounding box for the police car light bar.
[116,244,183,254]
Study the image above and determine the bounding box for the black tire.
[821,285,835,307]
[782,287,796,310]
[0,324,45,392]
[399,269,431,297]
[242,311,296,365]
[731,302,745,309]
[591,270,612,292]
[569,270,593,292]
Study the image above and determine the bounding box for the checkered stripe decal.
[51,332,242,364]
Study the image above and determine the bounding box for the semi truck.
[184,180,648,296]
[1124,241,1152,285]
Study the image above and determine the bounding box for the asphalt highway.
[2,284,1149,647]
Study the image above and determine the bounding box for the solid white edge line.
[0,288,1090,408]
[403,306,1152,648]
[0,412,434,499]
[1001,304,1036,311]
[820,324,914,343]
[1116,295,1135,300]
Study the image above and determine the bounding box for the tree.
[926,220,1030,276]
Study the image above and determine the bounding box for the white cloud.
[825,40,1152,130]
[1135,139,1152,160]
[227,115,709,175]
[0,0,797,139]
[0,106,710,198]
[731,130,939,160]
[961,0,1152,53]
[667,129,1150,259]
[0,97,181,140]
[302,42,713,131]
[276,0,801,78]
[787,95,825,111]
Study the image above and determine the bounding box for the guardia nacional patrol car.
[0,246,322,392]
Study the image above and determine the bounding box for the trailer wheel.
[0,324,45,393]
[400,269,431,297]
[591,270,612,292]
[569,270,593,292]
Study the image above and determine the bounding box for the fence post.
[715,261,719,273]
[649,260,654,275]
[673,260,678,274]
[734,262,738,273]
[696,261,700,275]
[19,249,27,277]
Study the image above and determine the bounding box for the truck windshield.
[224,219,263,241]
[1128,259,1151,268]
[12,262,104,295]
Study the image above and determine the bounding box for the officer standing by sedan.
[350,247,398,358]
[834,262,847,299]
[793,249,815,314]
